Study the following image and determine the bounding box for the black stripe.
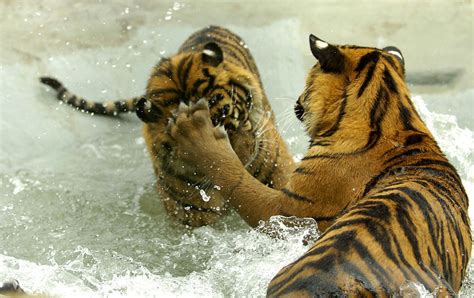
[176,56,190,89]
[397,187,449,283]
[304,87,387,160]
[351,235,392,287]
[208,93,224,109]
[404,134,425,146]
[357,62,377,97]
[317,95,347,137]
[378,193,439,289]
[201,68,216,95]
[355,51,381,73]
[148,88,180,99]
[180,56,194,90]
[398,101,416,130]
[309,140,332,147]
[65,94,76,105]
[271,254,337,296]
[114,100,129,113]
[382,55,397,70]
[153,65,173,79]
[413,159,464,186]
[404,95,424,123]
[57,88,67,101]
[384,148,425,164]
[281,188,314,203]
[190,78,207,97]
[383,67,398,94]
[369,86,389,129]
[93,102,107,115]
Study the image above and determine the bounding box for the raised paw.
[168,98,236,167]
[170,98,222,140]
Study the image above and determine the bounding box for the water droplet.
[173,2,182,10]
[159,50,166,55]
[126,25,133,30]
[199,189,210,202]
[101,89,108,94]
[125,64,131,68]
[165,15,172,21]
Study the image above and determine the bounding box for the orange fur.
[169,36,471,295]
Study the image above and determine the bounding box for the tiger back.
[163,34,473,295]
[267,35,472,296]
[40,26,294,227]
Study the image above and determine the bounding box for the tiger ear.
[136,98,162,123]
[383,46,404,66]
[202,42,223,66]
[309,34,345,73]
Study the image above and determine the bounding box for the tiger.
[40,26,294,227]
[167,34,472,295]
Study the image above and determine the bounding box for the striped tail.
[40,77,144,116]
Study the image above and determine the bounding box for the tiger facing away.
[167,35,471,295]
[40,26,294,227]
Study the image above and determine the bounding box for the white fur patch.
[315,40,328,49]
[145,100,152,110]
[203,49,216,57]
[388,50,403,60]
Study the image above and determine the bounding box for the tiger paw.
[169,98,238,170]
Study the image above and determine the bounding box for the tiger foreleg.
[169,99,315,227]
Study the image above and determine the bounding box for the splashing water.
[0,3,472,294]
[1,93,473,297]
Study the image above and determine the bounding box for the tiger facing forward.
[167,35,471,295]
[40,26,294,227]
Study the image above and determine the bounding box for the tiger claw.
[192,98,209,113]
[178,101,190,114]
[214,125,228,139]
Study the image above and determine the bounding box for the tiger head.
[136,42,265,132]
[137,42,268,168]
[295,34,411,143]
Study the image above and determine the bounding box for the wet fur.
[169,36,471,295]
[40,26,294,227]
